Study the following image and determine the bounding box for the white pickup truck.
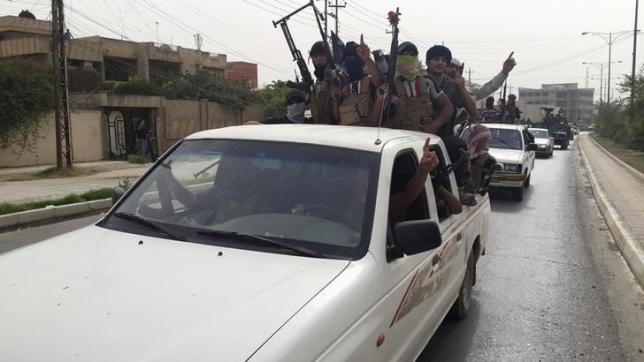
[465,123,537,201]
[0,125,490,361]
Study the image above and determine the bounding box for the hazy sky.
[3,0,640,99]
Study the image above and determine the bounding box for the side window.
[389,151,430,225]
[429,146,454,222]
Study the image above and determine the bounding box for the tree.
[256,80,290,118]
[0,59,54,150]
[162,70,259,110]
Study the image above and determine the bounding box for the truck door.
[383,145,452,361]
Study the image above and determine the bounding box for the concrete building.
[0,14,229,90]
[517,83,595,123]
[225,61,258,89]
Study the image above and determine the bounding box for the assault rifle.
[499,80,508,123]
[272,4,314,95]
[378,8,401,128]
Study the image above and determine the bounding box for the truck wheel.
[511,186,524,201]
[561,144,568,150]
[449,252,475,320]
[524,175,531,189]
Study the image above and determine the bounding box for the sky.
[2,0,641,100]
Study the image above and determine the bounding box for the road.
[1,140,643,361]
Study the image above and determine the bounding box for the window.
[389,151,429,225]
[102,139,379,260]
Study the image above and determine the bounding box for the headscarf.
[468,124,492,159]
[396,55,422,81]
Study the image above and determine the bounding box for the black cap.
[343,41,359,58]
[426,45,452,64]
[310,41,326,56]
[285,88,306,103]
[397,41,418,56]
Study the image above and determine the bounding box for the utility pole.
[194,32,203,69]
[467,67,472,87]
[328,0,345,39]
[632,0,639,110]
[51,0,72,169]
[324,0,328,40]
[608,32,613,103]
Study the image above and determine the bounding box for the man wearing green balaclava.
[386,41,453,134]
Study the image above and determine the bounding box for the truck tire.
[449,252,475,320]
[511,186,524,201]
[561,143,568,150]
[525,175,531,189]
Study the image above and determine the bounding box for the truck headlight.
[504,163,521,172]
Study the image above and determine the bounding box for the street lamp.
[582,30,639,103]
[583,60,623,104]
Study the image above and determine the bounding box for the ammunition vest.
[390,76,435,132]
[310,81,327,124]
[339,80,370,126]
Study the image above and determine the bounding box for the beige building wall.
[0,111,106,168]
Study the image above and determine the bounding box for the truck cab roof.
[187,125,441,153]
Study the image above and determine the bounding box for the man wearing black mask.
[337,36,383,126]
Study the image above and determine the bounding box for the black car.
[553,131,569,150]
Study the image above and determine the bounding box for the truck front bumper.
[490,172,526,188]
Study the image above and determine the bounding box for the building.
[0,13,265,167]
[0,14,230,90]
[517,83,595,123]
[225,61,258,89]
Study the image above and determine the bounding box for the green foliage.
[0,59,54,150]
[0,188,112,216]
[256,80,290,118]
[594,67,644,151]
[94,81,116,92]
[162,70,260,110]
[113,78,162,96]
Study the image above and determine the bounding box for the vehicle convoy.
[0,125,490,361]
[528,128,554,157]
[465,123,537,202]
[552,131,570,150]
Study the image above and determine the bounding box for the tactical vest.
[390,76,435,132]
[339,80,370,126]
[310,81,327,124]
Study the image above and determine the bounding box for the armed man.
[309,41,341,124]
[337,36,383,126]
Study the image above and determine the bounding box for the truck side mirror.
[111,186,126,205]
[527,143,538,151]
[394,220,442,255]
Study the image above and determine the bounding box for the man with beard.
[425,45,478,205]
[309,41,341,124]
[425,45,479,136]
[464,123,496,195]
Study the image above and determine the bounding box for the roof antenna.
[375,8,400,146]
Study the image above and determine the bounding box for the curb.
[579,135,644,288]
[0,198,112,230]
[588,134,644,182]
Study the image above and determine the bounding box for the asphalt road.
[420,140,644,361]
[2,140,643,361]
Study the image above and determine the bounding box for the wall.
[0,111,107,168]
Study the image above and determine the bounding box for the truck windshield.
[529,129,549,138]
[102,139,379,260]
[489,129,523,150]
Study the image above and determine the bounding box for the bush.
[162,70,260,110]
[113,79,162,96]
[256,80,290,118]
[0,59,54,150]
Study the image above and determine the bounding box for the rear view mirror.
[394,220,442,255]
[111,186,125,205]
[527,143,538,151]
